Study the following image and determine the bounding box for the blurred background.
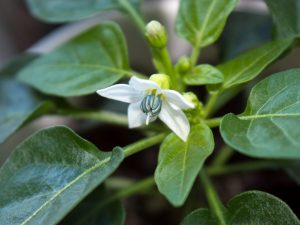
[0,0,299,224]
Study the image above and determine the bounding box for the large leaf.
[181,191,300,225]
[265,0,300,40]
[0,126,124,225]
[18,23,130,97]
[175,0,238,48]
[155,123,214,206]
[218,39,292,90]
[60,186,125,225]
[221,69,300,159]
[0,55,53,144]
[26,0,141,23]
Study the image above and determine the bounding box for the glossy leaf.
[218,39,292,90]
[0,55,53,144]
[0,126,124,225]
[221,69,300,158]
[265,0,300,40]
[181,191,300,225]
[155,123,214,206]
[18,23,130,97]
[184,64,224,85]
[26,0,141,23]
[60,186,125,225]
[176,0,238,47]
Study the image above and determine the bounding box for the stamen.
[140,94,162,125]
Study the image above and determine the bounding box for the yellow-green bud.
[150,74,170,89]
[176,56,191,74]
[183,92,199,107]
[145,20,168,49]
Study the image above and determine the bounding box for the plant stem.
[211,145,234,167]
[152,47,178,90]
[123,132,167,157]
[203,91,220,118]
[199,171,227,225]
[58,109,128,127]
[76,177,155,225]
[207,160,283,176]
[190,46,201,66]
[103,176,154,204]
[204,117,222,128]
[119,0,146,33]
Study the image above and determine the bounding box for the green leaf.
[18,23,130,97]
[26,0,141,23]
[155,123,214,206]
[180,209,217,225]
[175,0,238,48]
[265,0,300,40]
[0,126,124,225]
[59,186,125,225]
[0,55,53,144]
[183,64,224,85]
[181,191,300,225]
[218,39,292,90]
[221,69,300,159]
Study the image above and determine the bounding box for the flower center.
[140,94,162,125]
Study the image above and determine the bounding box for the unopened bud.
[176,56,191,74]
[145,20,168,49]
[149,74,170,89]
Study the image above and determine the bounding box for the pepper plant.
[1,0,300,224]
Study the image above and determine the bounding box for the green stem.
[76,177,155,225]
[152,47,178,90]
[119,0,146,33]
[58,109,128,127]
[211,146,234,167]
[199,171,227,225]
[190,46,201,66]
[204,117,222,128]
[123,132,167,157]
[207,160,283,176]
[203,91,220,118]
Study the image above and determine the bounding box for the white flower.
[96,76,194,141]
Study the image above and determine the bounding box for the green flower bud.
[149,74,170,89]
[176,56,191,74]
[145,20,168,49]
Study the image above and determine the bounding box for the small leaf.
[221,69,300,158]
[265,0,300,40]
[0,55,53,144]
[180,209,217,225]
[218,39,292,90]
[26,0,141,23]
[181,191,300,225]
[176,0,238,48]
[184,64,224,85]
[226,191,300,225]
[59,186,125,225]
[0,126,124,225]
[18,23,130,97]
[155,123,214,206]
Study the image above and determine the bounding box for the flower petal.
[129,76,161,93]
[159,101,190,141]
[128,101,147,128]
[97,84,142,103]
[163,90,194,109]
